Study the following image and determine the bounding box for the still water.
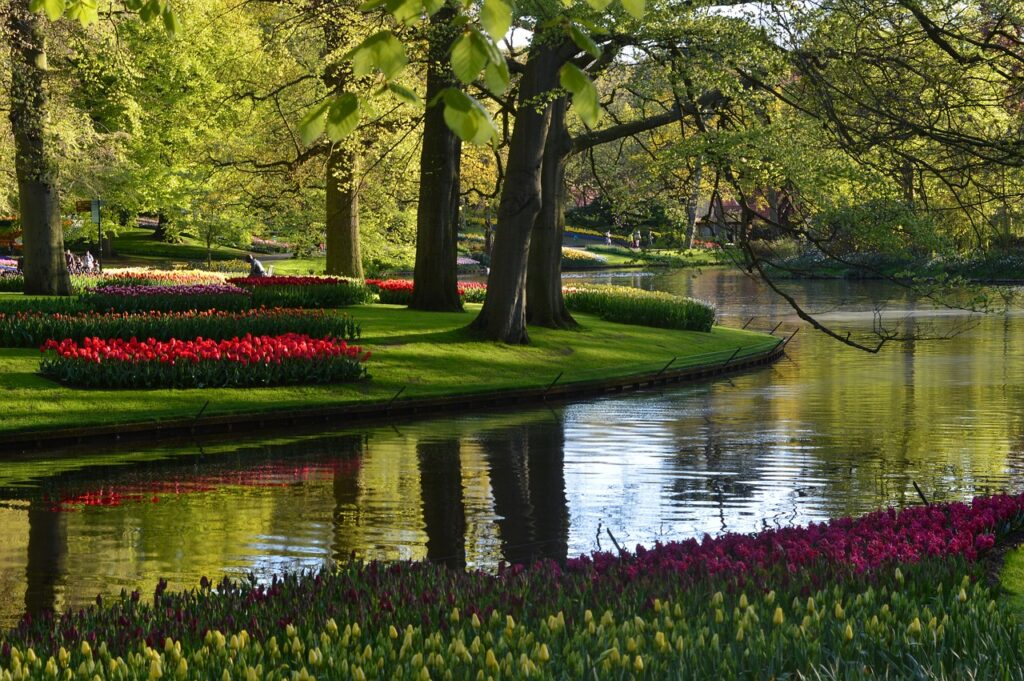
[2,268,1023,627]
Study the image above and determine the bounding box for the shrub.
[81,284,252,313]
[186,259,250,273]
[40,333,370,389]
[563,284,716,331]
[0,308,360,348]
[228,276,372,308]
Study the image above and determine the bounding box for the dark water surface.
[2,268,1023,627]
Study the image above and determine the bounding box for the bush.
[228,276,373,308]
[81,284,252,313]
[185,259,251,273]
[40,333,370,389]
[0,308,360,348]
[563,284,716,331]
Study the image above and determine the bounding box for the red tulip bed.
[228,276,371,309]
[39,333,370,389]
[366,279,487,305]
[3,495,1024,679]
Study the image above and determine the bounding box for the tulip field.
[3,495,1024,679]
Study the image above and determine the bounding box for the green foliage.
[563,284,716,332]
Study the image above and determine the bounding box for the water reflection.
[2,269,1024,627]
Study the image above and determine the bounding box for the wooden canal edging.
[0,339,786,454]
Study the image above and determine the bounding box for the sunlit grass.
[0,304,774,434]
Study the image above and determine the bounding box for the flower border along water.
[3,495,1024,679]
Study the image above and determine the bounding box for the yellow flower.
[389,626,399,640]
[80,642,92,659]
[634,655,644,672]
[834,603,845,620]
[714,608,724,624]
[958,588,968,602]
[538,644,550,663]
[773,607,785,626]
[450,607,460,623]
[471,613,481,629]
[907,618,922,636]
[175,658,188,680]
[895,567,904,584]
[844,623,854,642]
[148,659,162,681]
[739,594,749,609]
[485,649,498,671]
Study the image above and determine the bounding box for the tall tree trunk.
[8,1,71,296]
[471,43,566,343]
[323,9,362,279]
[684,156,703,248]
[526,97,576,329]
[325,145,362,278]
[410,7,462,311]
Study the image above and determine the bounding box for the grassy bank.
[0,304,774,435]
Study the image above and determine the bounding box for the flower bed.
[3,495,1024,678]
[561,246,607,268]
[0,272,21,292]
[39,333,369,389]
[91,270,226,288]
[563,284,716,332]
[366,279,486,305]
[81,284,251,313]
[228,276,372,309]
[0,308,359,348]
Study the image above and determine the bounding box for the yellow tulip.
[773,607,785,626]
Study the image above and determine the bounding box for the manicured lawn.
[1001,545,1024,614]
[82,227,252,264]
[0,305,774,435]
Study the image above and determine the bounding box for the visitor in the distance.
[246,254,269,278]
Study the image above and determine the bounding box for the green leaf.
[35,0,66,20]
[423,0,445,14]
[569,24,601,59]
[584,0,613,10]
[620,0,644,19]
[483,58,510,95]
[358,0,387,9]
[65,0,98,26]
[385,0,423,25]
[349,31,409,81]
[442,88,498,145]
[450,30,489,85]
[480,0,512,40]
[559,63,600,126]
[161,6,181,36]
[298,99,333,145]
[388,83,423,106]
[326,93,362,141]
[139,0,162,23]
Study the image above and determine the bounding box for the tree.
[410,6,462,311]
[6,0,72,295]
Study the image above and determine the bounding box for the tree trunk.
[323,9,362,280]
[325,145,362,278]
[8,1,71,296]
[417,439,466,567]
[410,7,462,311]
[684,156,703,248]
[471,43,565,343]
[526,97,576,329]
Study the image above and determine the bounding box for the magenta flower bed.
[570,494,1021,581]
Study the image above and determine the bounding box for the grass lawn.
[82,227,252,264]
[1001,545,1024,613]
[0,304,775,435]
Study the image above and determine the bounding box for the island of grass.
[0,302,778,443]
